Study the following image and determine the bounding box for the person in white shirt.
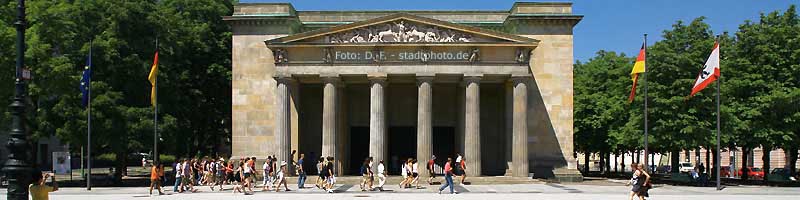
[412,159,421,189]
[275,161,291,192]
[399,159,408,188]
[377,160,386,191]
[262,157,272,191]
[173,160,182,192]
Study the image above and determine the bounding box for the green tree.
[1,0,233,182]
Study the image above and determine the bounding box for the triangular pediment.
[266,13,539,47]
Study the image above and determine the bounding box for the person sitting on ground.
[30,171,58,200]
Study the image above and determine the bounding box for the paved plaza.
[3,183,798,200]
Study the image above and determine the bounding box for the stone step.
[278,175,540,185]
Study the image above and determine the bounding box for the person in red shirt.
[427,155,437,184]
[437,157,455,194]
[459,158,467,184]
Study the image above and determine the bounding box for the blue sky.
[239,0,798,62]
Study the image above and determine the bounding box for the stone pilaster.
[369,76,387,172]
[322,76,340,167]
[275,77,293,171]
[463,76,481,177]
[511,77,529,177]
[416,76,434,176]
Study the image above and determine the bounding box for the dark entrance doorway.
[433,127,456,161]
[388,126,416,175]
[349,127,370,175]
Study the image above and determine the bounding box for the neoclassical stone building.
[224,2,582,181]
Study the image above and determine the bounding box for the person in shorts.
[427,155,437,184]
[325,157,336,193]
[316,157,326,189]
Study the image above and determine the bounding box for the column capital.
[368,76,388,85]
[275,76,296,84]
[416,76,435,84]
[510,76,530,85]
[321,76,343,86]
[462,76,481,86]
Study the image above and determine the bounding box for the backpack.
[360,165,366,175]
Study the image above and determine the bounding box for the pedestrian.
[29,171,58,200]
[427,155,437,185]
[367,157,375,191]
[376,160,387,191]
[315,157,325,189]
[325,156,336,193]
[626,163,651,200]
[248,157,256,192]
[262,156,273,191]
[360,157,370,191]
[637,163,652,199]
[173,159,183,192]
[412,159,421,189]
[181,159,196,193]
[297,153,307,189]
[457,154,467,184]
[437,157,455,194]
[159,163,166,191]
[215,158,225,191]
[149,162,164,195]
[276,161,292,192]
[399,158,410,188]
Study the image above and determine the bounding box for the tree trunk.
[599,151,606,174]
[741,147,750,180]
[614,153,619,173]
[789,147,798,178]
[621,152,626,172]
[762,146,770,182]
[606,153,612,174]
[584,152,590,174]
[671,150,680,173]
[114,150,127,185]
[635,150,640,164]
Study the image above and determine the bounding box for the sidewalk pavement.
[2,182,798,200]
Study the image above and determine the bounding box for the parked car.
[656,165,671,173]
[679,162,694,173]
[719,166,732,177]
[737,167,765,179]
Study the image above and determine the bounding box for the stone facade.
[225,2,582,180]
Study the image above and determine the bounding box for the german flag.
[628,44,646,103]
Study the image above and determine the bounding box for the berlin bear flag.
[690,41,720,96]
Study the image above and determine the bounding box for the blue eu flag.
[80,47,92,107]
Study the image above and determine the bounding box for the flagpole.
[715,35,722,191]
[643,34,649,172]
[86,40,92,191]
[153,38,159,166]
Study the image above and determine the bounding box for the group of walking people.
[148,152,472,195]
[626,163,652,200]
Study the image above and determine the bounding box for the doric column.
[416,76,434,176]
[275,77,293,170]
[463,76,481,177]
[369,76,387,172]
[511,77,529,177]
[322,76,340,166]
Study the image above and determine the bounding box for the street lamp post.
[2,0,33,200]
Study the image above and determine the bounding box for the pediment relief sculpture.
[325,20,480,43]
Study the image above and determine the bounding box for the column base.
[550,168,584,182]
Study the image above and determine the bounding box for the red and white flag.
[690,41,720,96]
